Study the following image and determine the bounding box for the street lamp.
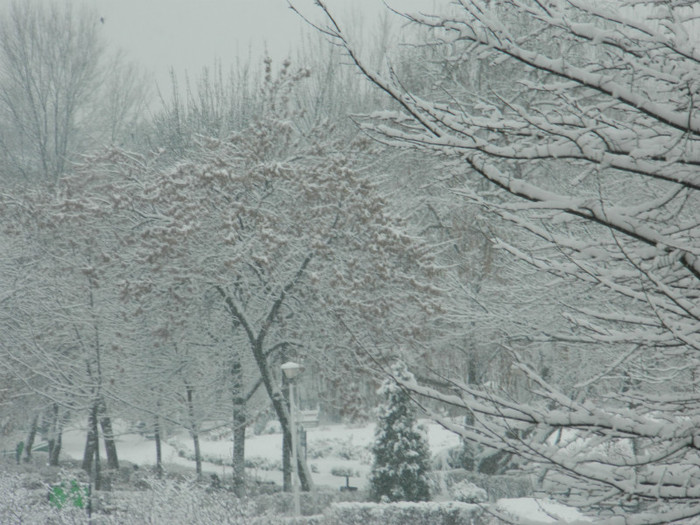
[281,361,304,516]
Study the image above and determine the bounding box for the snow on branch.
[303,0,700,520]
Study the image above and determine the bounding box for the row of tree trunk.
[23,369,311,498]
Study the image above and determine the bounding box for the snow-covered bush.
[0,473,54,523]
[0,471,94,524]
[330,466,360,478]
[308,435,368,462]
[444,470,532,501]
[1,470,268,525]
[325,501,483,525]
[104,477,260,524]
[432,444,473,471]
[451,480,488,504]
[369,361,431,502]
[245,455,283,471]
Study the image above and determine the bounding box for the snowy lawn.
[60,418,460,491]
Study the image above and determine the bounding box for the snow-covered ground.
[25,420,590,523]
[495,498,591,524]
[60,419,460,491]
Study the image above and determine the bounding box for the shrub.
[369,361,431,503]
[451,480,488,504]
[443,470,533,501]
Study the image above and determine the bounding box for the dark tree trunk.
[83,401,102,490]
[192,432,202,477]
[232,409,246,495]
[232,357,247,496]
[282,430,294,491]
[47,405,58,461]
[49,430,62,466]
[82,407,97,472]
[186,384,202,478]
[154,415,163,477]
[98,398,119,469]
[282,373,292,492]
[47,404,64,466]
[24,414,39,462]
[93,439,102,491]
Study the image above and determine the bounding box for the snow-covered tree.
[0,183,127,479]
[71,60,440,494]
[308,0,700,522]
[370,361,431,503]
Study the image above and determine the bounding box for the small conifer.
[369,361,431,502]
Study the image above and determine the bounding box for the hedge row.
[324,501,484,525]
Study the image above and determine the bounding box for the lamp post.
[281,361,304,516]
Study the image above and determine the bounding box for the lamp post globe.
[281,361,304,380]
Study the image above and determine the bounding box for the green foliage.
[48,480,89,509]
[369,361,431,503]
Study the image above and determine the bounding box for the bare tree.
[0,1,147,184]
[304,0,700,522]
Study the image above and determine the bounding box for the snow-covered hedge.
[267,517,325,525]
[324,501,484,525]
[254,488,364,516]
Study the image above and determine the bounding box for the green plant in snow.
[369,361,431,502]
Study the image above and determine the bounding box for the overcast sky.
[62,0,443,92]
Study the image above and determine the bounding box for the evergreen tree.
[369,361,431,502]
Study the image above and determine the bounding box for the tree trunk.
[283,429,292,491]
[83,401,102,490]
[24,414,39,462]
[47,404,57,461]
[154,415,163,478]
[49,429,62,466]
[98,398,119,469]
[82,407,97,472]
[93,436,102,491]
[47,404,65,466]
[232,357,247,496]
[186,384,202,478]
[282,373,292,492]
[192,431,202,477]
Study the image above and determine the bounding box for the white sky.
[0,0,695,95]
[69,0,443,92]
